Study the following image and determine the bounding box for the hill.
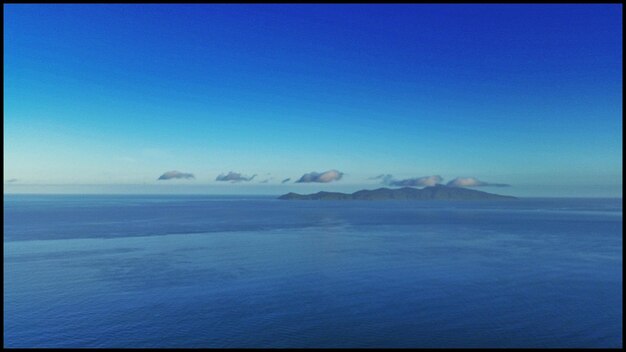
[278,184,517,200]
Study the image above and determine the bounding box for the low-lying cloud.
[158,171,195,180]
[370,174,394,184]
[5,178,18,183]
[446,177,510,187]
[281,178,291,184]
[296,170,343,183]
[375,174,443,187]
[216,171,257,183]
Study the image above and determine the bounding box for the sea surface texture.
[4,195,623,348]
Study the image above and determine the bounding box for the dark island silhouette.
[278,184,517,200]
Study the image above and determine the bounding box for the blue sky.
[4,4,622,196]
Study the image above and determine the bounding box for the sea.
[3,195,623,348]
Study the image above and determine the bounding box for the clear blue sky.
[4,4,623,196]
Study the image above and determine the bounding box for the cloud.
[281,178,291,184]
[446,177,510,187]
[5,178,18,183]
[296,170,343,183]
[216,171,257,183]
[373,174,509,188]
[381,175,443,187]
[369,174,387,179]
[157,171,195,180]
[370,174,394,184]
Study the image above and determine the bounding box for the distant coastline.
[278,184,517,201]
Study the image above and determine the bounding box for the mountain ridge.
[278,184,517,200]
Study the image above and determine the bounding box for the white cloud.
[381,175,443,187]
[216,171,256,182]
[447,177,510,187]
[296,170,343,183]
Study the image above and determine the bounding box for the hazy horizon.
[3,183,623,198]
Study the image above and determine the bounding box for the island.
[278,184,517,200]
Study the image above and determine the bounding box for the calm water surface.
[3,195,622,348]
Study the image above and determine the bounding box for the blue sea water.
[3,195,623,348]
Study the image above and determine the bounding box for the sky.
[4,4,623,197]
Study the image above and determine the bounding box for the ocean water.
[3,195,622,348]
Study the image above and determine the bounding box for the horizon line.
[3,193,623,200]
